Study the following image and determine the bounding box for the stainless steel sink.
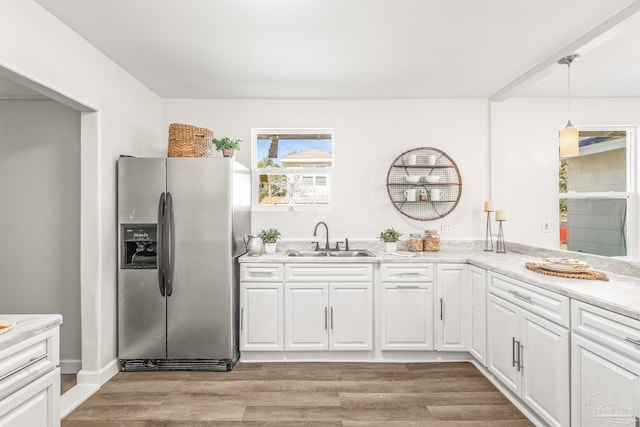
[327,250,375,257]
[284,249,375,257]
[284,250,328,257]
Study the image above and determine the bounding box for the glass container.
[407,234,423,252]
[422,230,440,252]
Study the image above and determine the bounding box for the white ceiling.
[8,0,640,99]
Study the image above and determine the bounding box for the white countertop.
[0,314,63,352]
[240,249,640,322]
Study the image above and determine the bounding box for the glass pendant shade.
[559,121,579,157]
[558,54,580,158]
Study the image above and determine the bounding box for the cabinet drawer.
[488,272,569,327]
[0,328,58,402]
[380,263,433,282]
[0,341,47,382]
[240,263,283,281]
[285,264,373,282]
[572,300,640,362]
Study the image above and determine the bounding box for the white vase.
[264,242,277,254]
[385,242,397,252]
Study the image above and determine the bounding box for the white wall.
[0,99,81,365]
[0,0,163,371]
[162,99,490,241]
[491,98,640,258]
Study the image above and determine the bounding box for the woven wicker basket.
[168,123,214,157]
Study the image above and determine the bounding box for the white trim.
[60,359,118,419]
[60,359,82,374]
[559,125,637,259]
[251,128,335,211]
[60,384,98,419]
[240,351,472,363]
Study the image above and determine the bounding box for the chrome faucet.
[313,221,330,250]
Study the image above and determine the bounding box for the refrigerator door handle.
[164,192,176,296]
[157,192,166,297]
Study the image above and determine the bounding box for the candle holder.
[496,220,506,253]
[484,211,493,251]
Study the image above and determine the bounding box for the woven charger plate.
[526,262,609,281]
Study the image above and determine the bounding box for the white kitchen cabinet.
[519,308,570,427]
[284,283,328,351]
[436,264,470,351]
[380,283,434,350]
[0,318,61,427]
[487,294,520,394]
[487,292,570,427]
[240,283,283,351]
[469,265,487,365]
[329,283,373,350]
[380,263,434,351]
[240,264,284,352]
[0,368,59,427]
[572,334,640,427]
[284,282,372,351]
[571,300,640,427]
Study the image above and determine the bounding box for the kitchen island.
[0,314,61,427]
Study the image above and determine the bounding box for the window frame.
[559,125,637,259]
[251,127,335,212]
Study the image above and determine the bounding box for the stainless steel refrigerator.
[117,157,250,371]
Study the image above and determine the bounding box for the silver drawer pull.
[250,271,273,277]
[625,337,640,347]
[396,285,420,289]
[508,290,533,304]
[399,272,421,276]
[0,354,48,382]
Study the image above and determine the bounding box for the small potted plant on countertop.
[212,136,242,157]
[379,228,401,252]
[261,228,281,254]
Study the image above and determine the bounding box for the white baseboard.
[60,358,119,419]
[76,358,119,386]
[60,359,82,374]
[240,351,473,363]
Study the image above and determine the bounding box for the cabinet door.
[469,266,487,365]
[436,264,470,351]
[0,368,60,427]
[572,334,640,427]
[329,283,373,351]
[240,283,283,351]
[284,283,328,351]
[520,310,570,427]
[487,294,520,395]
[380,283,434,350]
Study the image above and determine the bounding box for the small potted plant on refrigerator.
[379,228,401,252]
[212,136,242,157]
[261,228,281,254]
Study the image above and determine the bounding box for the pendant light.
[558,54,580,157]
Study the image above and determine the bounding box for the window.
[559,127,635,257]
[252,128,335,210]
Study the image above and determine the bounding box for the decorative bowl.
[405,175,420,183]
[424,175,441,183]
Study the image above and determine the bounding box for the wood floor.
[62,362,534,426]
[61,374,77,395]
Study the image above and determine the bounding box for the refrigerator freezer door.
[118,158,168,360]
[166,158,235,359]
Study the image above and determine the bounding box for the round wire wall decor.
[386,147,462,221]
